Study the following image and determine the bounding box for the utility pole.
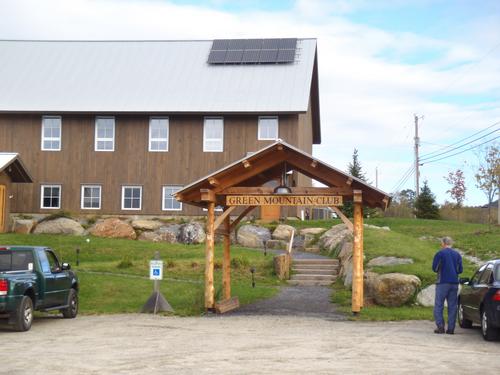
[414,114,423,197]
[375,167,378,188]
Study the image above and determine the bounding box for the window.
[45,250,61,273]
[258,116,279,140]
[81,185,102,210]
[162,186,182,211]
[149,117,169,152]
[203,117,224,152]
[40,185,61,209]
[471,264,486,285]
[479,264,494,285]
[41,116,61,151]
[95,117,115,151]
[122,186,142,210]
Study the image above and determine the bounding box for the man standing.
[432,236,463,334]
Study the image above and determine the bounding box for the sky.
[0,0,499,206]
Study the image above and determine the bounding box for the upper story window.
[81,185,102,210]
[203,117,224,152]
[95,117,115,151]
[40,184,61,209]
[162,185,182,211]
[122,186,142,210]
[258,116,279,140]
[41,116,62,151]
[149,117,169,152]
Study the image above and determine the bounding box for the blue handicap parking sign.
[153,268,160,276]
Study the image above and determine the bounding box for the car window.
[38,250,51,273]
[495,265,500,282]
[471,264,486,284]
[45,250,61,273]
[478,264,493,285]
[0,251,34,271]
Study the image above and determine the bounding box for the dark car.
[458,259,500,341]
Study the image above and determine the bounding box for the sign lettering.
[225,195,343,206]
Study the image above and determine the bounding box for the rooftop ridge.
[0,38,317,43]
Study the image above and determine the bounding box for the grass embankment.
[285,217,499,321]
[0,233,280,316]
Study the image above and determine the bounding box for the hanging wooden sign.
[226,195,343,206]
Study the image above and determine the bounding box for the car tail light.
[493,290,500,302]
[0,279,8,296]
[0,247,8,250]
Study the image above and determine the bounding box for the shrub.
[117,258,133,269]
[167,260,176,269]
[231,257,249,269]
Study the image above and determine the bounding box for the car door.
[45,249,71,306]
[460,264,486,323]
[37,249,57,307]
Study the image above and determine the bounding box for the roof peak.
[0,38,316,43]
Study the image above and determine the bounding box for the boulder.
[367,256,414,267]
[157,224,181,243]
[416,284,455,307]
[272,224,295,241]
[338,241,353,286]
[178,222,206,244]
[138,231,162,242]
[292,235,305,250]
[237,225,271,248]
[13,219,35,234]
[299,227,327,236]
[364,224,390,231]
[131,220,162,231]
[369,273,421,307]
[89,218,137,240]
[33,217,85,236]
[266,239,287,250]
[319,224,351,255]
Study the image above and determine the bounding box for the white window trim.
[203,206,224,212]
[81,185,102,210]
[203,117,224,152]
[121,185,142,211]
[149,117,169,152]
[41,116,62,151]
[258,116,279,140]
[40,184,61,210]
[95,116,115,152]
[162,185,183,211]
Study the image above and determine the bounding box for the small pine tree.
[342,148,374,218]
[414,181,440,219]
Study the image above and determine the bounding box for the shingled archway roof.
[176,140,391,209]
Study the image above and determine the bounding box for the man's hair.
[441,236,453,246]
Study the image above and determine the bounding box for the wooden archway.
[176,141,390,314]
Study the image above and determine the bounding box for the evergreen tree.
[414,181,440,219]
[342,148,372,218]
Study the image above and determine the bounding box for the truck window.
[45,250,61,273]
[38,250,51,273]
[0,251,35,271]
[0,253,11,271]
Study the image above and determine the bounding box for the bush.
[117,258,133,269]
[231,257,249,269]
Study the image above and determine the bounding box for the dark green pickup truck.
[0,246,78,331]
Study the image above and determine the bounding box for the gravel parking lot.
[1,314,499,374]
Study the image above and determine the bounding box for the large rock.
[266,239,287,250]
[364,224,390,231]
[299,227,327,236]
[237,225,271,248]
[319,224,351,256]
[89,218,137,240]
[178,222,206,244]
[157,224,181,243]
[369,273,421,307]
[272,224,295,241]
[367,256,414,267]
[131,220,162,231]
[33,217,85,236]
[416,284,455,307]
[13,219,35,234]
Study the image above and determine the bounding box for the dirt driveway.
[2,314,499,374]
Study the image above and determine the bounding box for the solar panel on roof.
[225,50,244,63]
[262,39,281,49]
[207,50,227,63]
[242,49,260,63]
[212,39,230,50]
[276,49,296,63]
[245,39,263,49]
[259,49,278,63]
[279,38,297,49]
[228,39,246,49]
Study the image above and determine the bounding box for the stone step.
[292,268,339,275]
[291,264,339,270]
[287,279,335,286]
[290,274,337,281]
[292,259,339,265]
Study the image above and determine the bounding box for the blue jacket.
[432,247,463,284]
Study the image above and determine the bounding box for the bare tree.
[445,169,466,220]
[475,144,499,227]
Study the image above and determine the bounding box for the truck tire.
[61,288,78,319]
[14,296,34,332]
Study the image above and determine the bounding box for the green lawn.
[0,233,281,316]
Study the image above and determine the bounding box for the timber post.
[204,200,216,311]
[222,212,231,300]
[352,190,363,313]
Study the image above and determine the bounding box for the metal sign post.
[141,251,174,314]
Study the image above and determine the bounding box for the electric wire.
[391,165,415,193]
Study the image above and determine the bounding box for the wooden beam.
[330,206,353,232]
[213,206,236,231]
[208,177,220,187]
[215,297,239,314]
[277,144,283,150]
[205,202,216,310]
[352,191,363,313]
[229,206,257,232]
[242,160,251,168]
[223,213,231,300]
[383,196,390,210]
[200,189,216,202]
[346,177,353,186]
[310,160,318,168]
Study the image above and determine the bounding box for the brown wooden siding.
[0,172,12,232]
[0,112,314,216]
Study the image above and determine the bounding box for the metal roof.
[0,153,33,183]
[0,39,318,114]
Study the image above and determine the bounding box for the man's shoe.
[446,330,454,334]
[434,327,445,334]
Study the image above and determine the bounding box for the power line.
[420,127,499,162]
[391,165,415,193]
[421,135,499,165]
[420,120,500,158]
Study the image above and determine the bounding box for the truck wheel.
[481,310,499,341]
[61,288,78,319]
[458,300,472,328]
[14,296,34,332]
